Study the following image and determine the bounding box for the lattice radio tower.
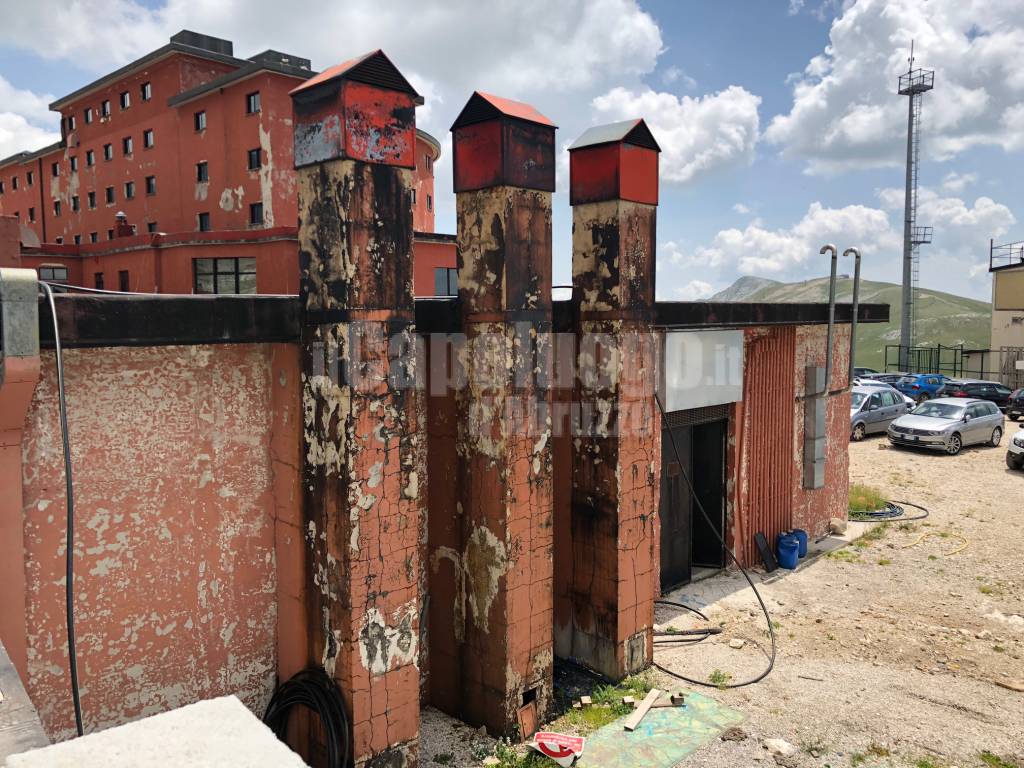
[897,41,934,368]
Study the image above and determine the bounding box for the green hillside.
[709,276,991,371]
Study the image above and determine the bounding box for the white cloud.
[661,66,696,90]
[766,0,1024,173]
[732,202,751,215]
[672,279,715,300]
[940,170,977,194]
[788,0,805,16]
[0,76,59,159]
[591,85,761,183]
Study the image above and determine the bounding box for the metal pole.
[899,94,915,371]
[844,248,861,387]
[821,244,838,391]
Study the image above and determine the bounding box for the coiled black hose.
[653,392,777,689]
[849,500,930,522]
[263,667,350,767]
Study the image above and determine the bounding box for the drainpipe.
[843,247,861,387]
[821,243,838,391]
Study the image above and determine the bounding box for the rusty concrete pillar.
[292,51,424,768]
[562,119,662,680]
[450,92,555,736]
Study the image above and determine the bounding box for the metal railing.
[990,239,1024,271]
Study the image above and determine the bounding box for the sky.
[0,0,1020,301]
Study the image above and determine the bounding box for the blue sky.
[0,0,1020,300]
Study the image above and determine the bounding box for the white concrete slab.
[4,696,308,768]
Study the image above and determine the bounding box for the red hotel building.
[0,30,454,296]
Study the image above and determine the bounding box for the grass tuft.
[980,751,1020,768]
[849,483,887,513]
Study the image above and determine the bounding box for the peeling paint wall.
[19,343,300,741]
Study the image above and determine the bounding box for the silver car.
[851,385,911,441]
[887,397,1005,456]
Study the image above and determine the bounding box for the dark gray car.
[850,385,910,441]
[887,398,1005,456]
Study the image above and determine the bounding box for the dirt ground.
[419,428,1024,768]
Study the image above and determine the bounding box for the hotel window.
[53,200,61,216]
[94,272,104,289]
[194,110,207,131]
[196,161,209,182]
[103,143,113,161]
[427,194,432,212]
[87,191,96,209]
[246,91,261,114]
[70,156,78,172]
[86,150,95,166]
[433,267,457,296]
[425,153,433,172]
[74,235,81,245]
[119,270,129,291]
[101,99,111,117]
[193,257,257,295]
[12,176,18,190]
[52,161,60,177]
[411,189,416,204]
[147,221,157,233]
[72,195,80,211]
[55,237,63,244]
[67,115,76,131]
[197,212,211,231]
[247,148,261,170]
[105,186,115,204]
[26,171,33,186]
[141,82,152,101]
[143,129,154,148]
[89,232,98,243]
[0,180,5,194]
[145,175,156,194]
[124,181,135,199]
[28,207,35,222]
[84,107,93,124]
[119,91,130,110]
[38,265,69,282]
[122,136,133,156]
[249,202,263,225]
[107,229,114,240]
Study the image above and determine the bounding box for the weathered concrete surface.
[20,344,294,740]
[559,199,660,680]
[451,185,554,735]
[298,157,424,767]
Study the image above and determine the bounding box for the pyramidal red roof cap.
[451,91,556,129]
[290,49,419,97]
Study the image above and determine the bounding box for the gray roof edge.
[167,59,316,108]
[567,119,640,150]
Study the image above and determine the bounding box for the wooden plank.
[623,688,661,731]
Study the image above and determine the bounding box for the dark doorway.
[659,412,728,591]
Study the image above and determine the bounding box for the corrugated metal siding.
[738,327,796,566]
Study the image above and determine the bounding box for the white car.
[853,378,917,407]
[1008,428,1024,470]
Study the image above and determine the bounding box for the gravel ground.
[419,428,1024,767]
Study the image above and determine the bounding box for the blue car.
[895,373,952,404]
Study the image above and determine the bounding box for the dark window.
[141,82,152,101]
[84,107,93,124]
[145,175,156,195]
[66,115,76,131]
[28,207,35,222]
[119,91,130,110]
[249,202,263,225]
[143,129,154,148]
[11,176,18,190]
[26,171,33,186]
[124,181,135,199]
[89,232,98,243]
[0,180,4,194]
[427,194,432,212]
[147,221,157,233]
[425,153,433,171]
[52,162,60,177]
[87,191,96,209]
[94,272,104,289]
[194,110,206,131]
[103,143,113,161]
[119,270,129,291]
[107,229,114,240]
[38,266,69,282]
[196,161,209,182]
[122,136,133,155]
[247,148,261,170]
[72,195,80,212]
[53,200,61,216]
[246,91,261,114]
[411,188,416,204]
[197,212,211,231]
[70,156,78,172]
[86,150,95,166]
[193,257,257,295]
[55,237,63,244]
[74,234,81,245]
[101,100,111,117]
[105,186,115,204]
[433,267,458,296]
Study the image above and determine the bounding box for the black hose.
[652,392,777,689]
[263,667,350,767]
[849,500,930,522]
[40,281,84,736]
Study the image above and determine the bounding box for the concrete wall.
[11,342,303,740]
